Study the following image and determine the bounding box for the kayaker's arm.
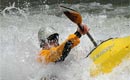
[55,31,82,62]
[55,40,72,62]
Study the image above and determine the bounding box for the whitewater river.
[0,2,130,80]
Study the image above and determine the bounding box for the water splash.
[1,2,28,17]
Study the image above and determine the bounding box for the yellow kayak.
[89,36,130,77]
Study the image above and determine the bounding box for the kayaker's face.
[42,33,59,50]
[42,39,59,50]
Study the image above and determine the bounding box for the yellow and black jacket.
[37,31,81,64]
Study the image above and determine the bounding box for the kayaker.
[37,23,89,64]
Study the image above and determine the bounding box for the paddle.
[60,5,97,47]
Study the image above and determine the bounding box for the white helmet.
[38,27,59,48]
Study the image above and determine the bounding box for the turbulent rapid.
[0,2,130,80]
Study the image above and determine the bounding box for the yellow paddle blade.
[89,36,130,77]
[64,11,82,24]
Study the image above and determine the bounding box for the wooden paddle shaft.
[87,32,97,47]
[78,24,97,47]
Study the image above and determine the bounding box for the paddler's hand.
[77,23,90,35]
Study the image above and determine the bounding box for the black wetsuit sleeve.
[55,40,73,62]
[74,31,82,38]
[55,31,81,62]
